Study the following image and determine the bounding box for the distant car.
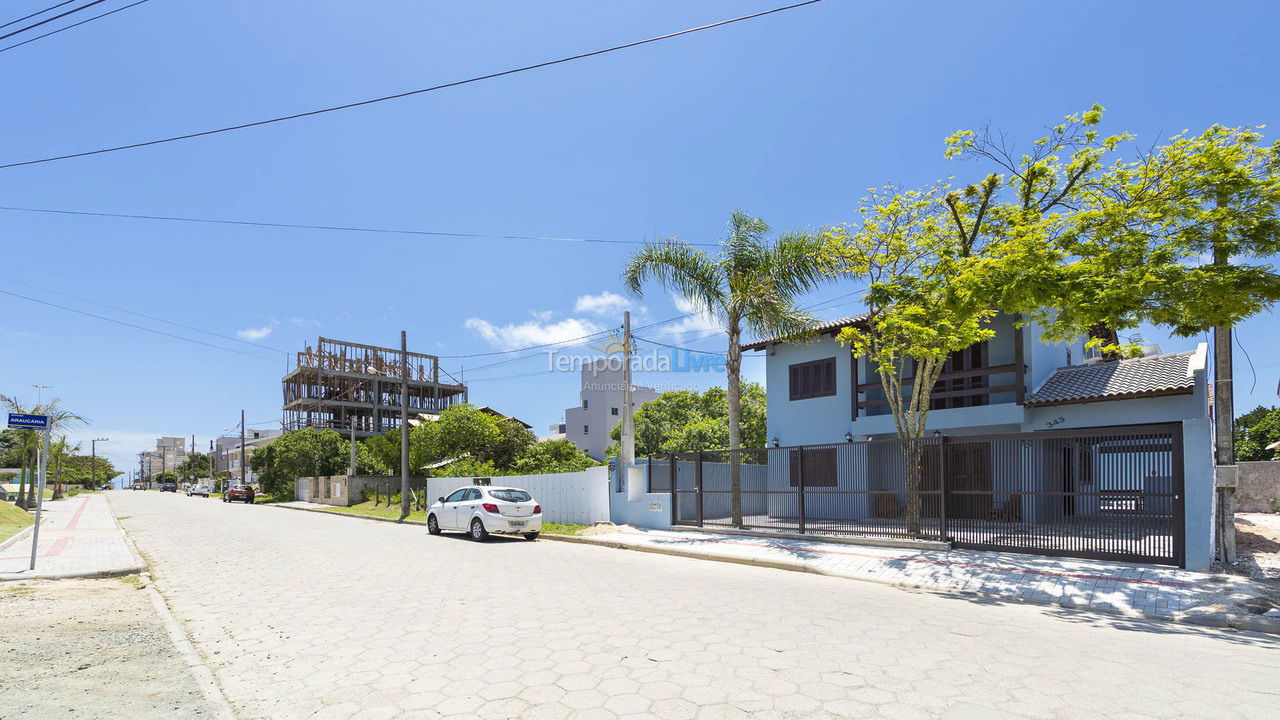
[428,486,541,541]
[223,485,255,503]
[187,484,210,497]
[160,482,178,493]
[132,484,145,491]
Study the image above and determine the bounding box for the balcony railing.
[855,363,1024,415]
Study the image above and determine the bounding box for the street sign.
[7,413,49,429]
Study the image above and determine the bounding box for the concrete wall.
[295,475,429,506]
[426,466,610,525]
[1237,461,1280,513]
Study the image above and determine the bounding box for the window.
[444,489,468,503]
[611,407,619,416]
[583,399,589,409]
[789,358,837,401]
[489,489,532,502]
[583,425,590,434]
[788,447,838,487]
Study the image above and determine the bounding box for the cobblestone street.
[110,491,1280,720]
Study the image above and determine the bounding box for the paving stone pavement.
[109,491,1280,720]
[0,492,144,580]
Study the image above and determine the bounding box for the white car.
[187,484,210,497]
[428,486,542,540]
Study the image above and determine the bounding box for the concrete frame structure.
[282,337,467,440]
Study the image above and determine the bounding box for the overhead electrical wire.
[0,205,717,247]
[0,288,282,362]
[0,1,80,30]
[0,0,824,170]
[0,0,112,41]
[0,0,151,54]
[0,275,290,355]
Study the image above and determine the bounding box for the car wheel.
[427,514,441,535]
[469,518,488,541]
[523,532,539,541]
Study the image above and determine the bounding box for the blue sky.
[2,0,1278,479]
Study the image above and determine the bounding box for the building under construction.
[282,337,467,439]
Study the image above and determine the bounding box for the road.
[109,490,1279,720]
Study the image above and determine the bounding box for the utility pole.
[240,410,247,489]
[621,311,636,469]
[209,439,215,490]
[349,420,358,477]
[190,434,196,487]
[91,438,108,491]
[400,330,410,521]
[1213,196,1237,564]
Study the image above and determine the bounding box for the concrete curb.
[145,581,237,720]
[1,498,146,582]
[679,524,951,551]
[268,502,427,526]
[0,520,37,554]
[542,533,1280,637]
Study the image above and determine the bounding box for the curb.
[0,520,37,554]
[542,533,1280,637]
[268,502,427,526]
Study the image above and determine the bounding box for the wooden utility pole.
[621,311,635,469]
[400,330,411,520]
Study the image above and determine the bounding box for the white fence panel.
[426,466,610,525]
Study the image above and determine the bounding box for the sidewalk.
[0,493,145,580]
[553,526,1280,634]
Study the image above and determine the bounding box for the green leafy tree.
[48,436,80,500]
[177,452,211,483]
[251,428,350,497]
[1236,406,1280,462]
[608,384,767,458]
[513,439,602,475]
[624,212,827,527]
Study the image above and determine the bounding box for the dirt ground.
[1235,513,1280,582]
[0,577,212,719]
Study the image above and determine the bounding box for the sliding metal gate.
[649,423,1185,566]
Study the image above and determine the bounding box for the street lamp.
[91,438,108,490]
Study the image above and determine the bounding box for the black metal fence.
[648,423,1185,566]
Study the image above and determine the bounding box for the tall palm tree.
[624,211,827,527]
[0,395,84,508]
[49,435,81,500]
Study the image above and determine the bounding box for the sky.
[1,0,1278,482]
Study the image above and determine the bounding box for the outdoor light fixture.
[771,437,780,448]
[933,430,942,437]
[845,431,854,443]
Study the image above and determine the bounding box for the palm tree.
[0,395,84,508]
[49,435,81,500]
[624,211,827,527]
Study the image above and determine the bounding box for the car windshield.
[489,489,532,503]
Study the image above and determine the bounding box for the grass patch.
[0,501,34,543]
[114,574,146,589]
[541,522,587,536]
[323,499,429,523]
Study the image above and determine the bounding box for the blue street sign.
[7,413,49,429]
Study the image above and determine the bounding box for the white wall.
[427,466,611,525]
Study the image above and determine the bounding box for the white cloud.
[660,294,722,342]
[464,316,605,351]
[236,322,277,341]
[0,326,38,341]
[573,291,637,318]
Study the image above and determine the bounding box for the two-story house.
[622,312,1215,571]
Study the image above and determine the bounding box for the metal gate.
[649,423,1185,566]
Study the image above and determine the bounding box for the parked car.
[223,485,255,503]
[132,484,145,491]
[428,486,541,540]
[187,484,210,497]
[160,482,177,493]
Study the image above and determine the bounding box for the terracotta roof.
[742,313,870,351]
[1025,350,1199,407]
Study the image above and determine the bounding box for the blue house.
[618,313,1215,571]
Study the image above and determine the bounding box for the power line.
[0,288,281,362]
[0,0,824,170]
[0,1,80,30]
[0,205,717,247]
[439,326,620,359]
[0,275,290,355]
[0,0,151,54]
[0,0,111,41]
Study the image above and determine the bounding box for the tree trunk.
[15,447,28,509]
[903,435,924,535]
[25,447,37,508]
[727,318,743,528]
